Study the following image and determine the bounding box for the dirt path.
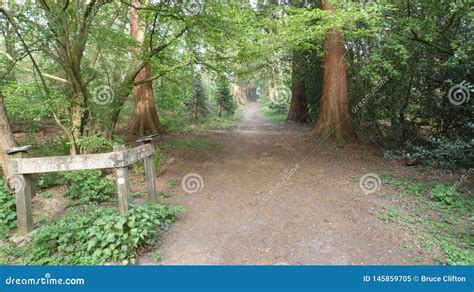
[139,102,433,265]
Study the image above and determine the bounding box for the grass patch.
[379,206,399,223]
[378,172,473,265]
[161,139,218,149]
[169,109,244,133]
[259,106,287,122]
[190,110,243,131]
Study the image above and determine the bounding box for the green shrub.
[29,204,184,265]
[153,249,164,263]
[0,178,16,239]
[216,76,236,115]
[63,170,115,204]
[430,184,459,206]
[35,173,64,190]
[154,148,165,171]
[30,139,70,157]
[385,136,473,169]
[260,106,288,122]
[75,134,123,154]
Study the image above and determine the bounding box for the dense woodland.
[0,0,472,265]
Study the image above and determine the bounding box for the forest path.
[138,102,431,265]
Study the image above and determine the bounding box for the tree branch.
[0,49,69,83]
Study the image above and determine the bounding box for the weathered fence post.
[144,149,157,202]
[137,134,158,202]
[113,145,131,215]
[6,146,33,235]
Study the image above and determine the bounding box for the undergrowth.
[259,106,287,123]
[63,170,115,205]
[378,173,473,265]
[164,109,243,132]
[0,178,16,239]
[6,204,183,265]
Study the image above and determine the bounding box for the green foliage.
[438,238,474,266]
[2,81,51,130]
[63,170,115,205]
[216,76,236,115]
[181,110,244,132]
[259,105,287,122]
[0,244,28,265]
[38,191,53,199]
[35,173,64,190]
[169,179,178,187]
[430,184,459,206]
[0,178,16,239]
[28,204,184,265]
[30,138,70,157]
[379,207,399,223]
[380,174,425,196]
[75,134,124,154]
[154,148,166,171]
[159,191,175,199]
[386,137,474,169]
[191,76,210,122]
[379,173,473,265]
[153,249,164,263]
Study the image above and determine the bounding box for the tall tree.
[287,50,311,123]
[38,1,110,154]
[216,76,235,116]
[313,0,355,141]
[192,75,209,123]
[124,0,166,136]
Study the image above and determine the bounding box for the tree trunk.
[287,51,311,123]
[125,66,166,136]
[0,93,15,177]
[313,0,355,142]
[124,0,166,136]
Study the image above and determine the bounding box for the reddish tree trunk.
[313,0,355,141]
[287,51,311,123]
[125,64,166,135]
[124,0,166,136]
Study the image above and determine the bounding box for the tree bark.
[313,0,356,142]
[123,0,166,136]
[125,64,166,135]
[0,93,15,177]
[287,51,311,123]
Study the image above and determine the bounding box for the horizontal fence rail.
[7,144,154,175]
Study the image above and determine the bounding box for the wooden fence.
[6,143,157,235]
